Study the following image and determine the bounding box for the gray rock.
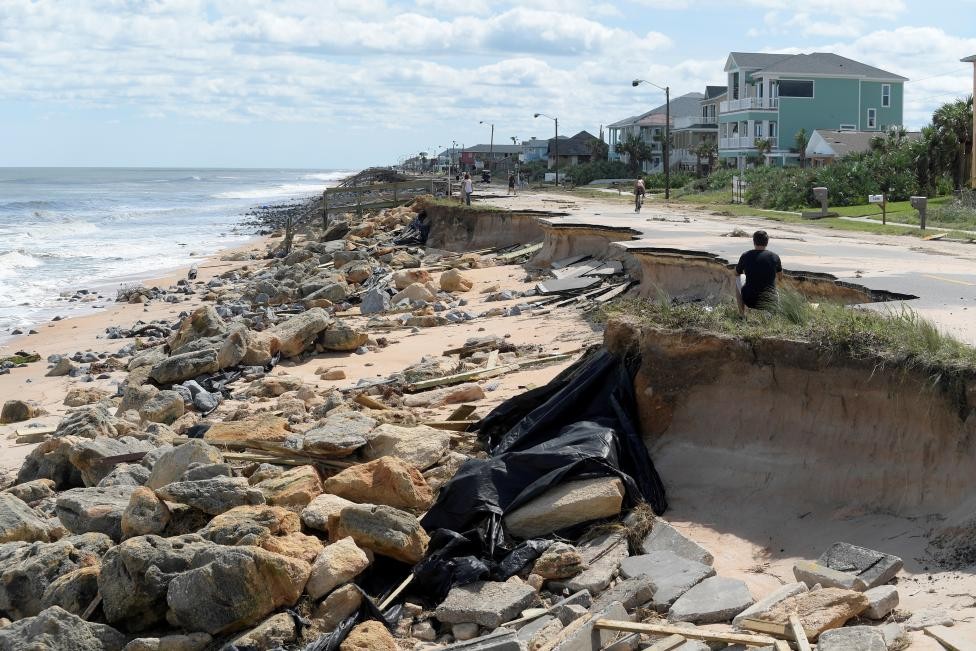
[551,531,629,595]
[16,437,84,489]
[793,560,867,591]
[817,542,903,589]
[320,322,368,352]
[360,288,391,315]
[56,485,137,541]
[147,439,223,489]
[97,463,151,487]
[55,404,122,439]
[667,576,754,624]
[224,612,297,650]
[331,503,429,564]
[68,436,153,487]
[0,493,52,543]
[155,476,264,515]
[40,565,100,615]
[549,590,593,625]
[184,462,233,481]
[149,348,219,384]
[98,534,216,631]
[516,614,559,646]
[138,390,185,424]
[438,629,523,651]
[544,599,629,651]
[435,580,538,628]
[904,607,953,631]
[591,576,654,612]
[3,478,56,504]
[817,625,886,651]
[640,519,713,566]
[47,357,78,377]
[862,585,899,619]
[733,582,807,627]
[618,551,715,612]
[125,633,212,651]
[0,606,126,651]
[302,411,377,457]
[0,533,113,619]
[361,423,451,470]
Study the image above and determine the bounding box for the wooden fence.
[321,177,453,228]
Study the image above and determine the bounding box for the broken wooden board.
[353,394,389,410]
[738,618,789,637]
[584,260,624,276]
[497,242,543,260]
[485,350,499,370]
[536,277,600,295]
[646,635,686,651]
[922,232,949,241]
[424,421,475,432]
[593,620,778,647]
[551,260,602,280]
[447,404,477,421]
[594,280,634,303]
[788,614,812,651]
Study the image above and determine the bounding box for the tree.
[929,96,973,190]
[693,140,718,177]
[615,133,654,175]
[754,138,772,165]
[588,137,610,162]
[793,129,809,168]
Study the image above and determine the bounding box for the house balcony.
[720,136,756,149]
[673,116,718,130]
[719,97,778,113]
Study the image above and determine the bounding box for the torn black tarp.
[407,347,667,603]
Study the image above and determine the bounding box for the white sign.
[868,194,884,203]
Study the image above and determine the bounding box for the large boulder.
[98,534,215,631]
[138,390,185,425]
[330,504,429,564]
[149,348,219,384]
[0,399,44,424]
[55,404,122,439]
[361,423,450,470]
[339,620,396,651]
[253,465,322,511]
[155,477,265,515]
[198,504,300,546]
[166,545,311,635]
[324,457,433,512]
[0,493,53,543]
[168,306,227,351]
[320,322,369,352]
[3,478,56,505]
[203,414,290,444]
[302,411,377,457]
[56,485,138,541]
[269,308,331,358]
[503,477,625,539]
[306,536,372,600]
[40,565,101,616]
[393,269,432,290]
[0,533,113,619]
[0,606,126,651]
[121,487,171,539]
[146,439,223,490]
[16,436,85,489]
[68,436,153,487]
[440,269,473,292]
[301,493,355,534]
[64,387,113,407]
[753,587,869,640]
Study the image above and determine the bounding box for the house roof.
[522,139,550,148]
[809,129,922,157]
[703,85,727,100]
[727,52,793,70]
[754,52,907,81]
[462,144,522,154]
[549,130,601,157]
[607,92,705,129]
[962,54,976,62]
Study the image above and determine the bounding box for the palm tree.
[693,141,718,176]
[615,133,654,175]
[588,137,610,162]
[754,138,772,165]
[793,129,809,168]
[929,97,973,190]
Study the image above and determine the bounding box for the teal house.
[718,52,907,167]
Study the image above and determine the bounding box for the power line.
[906,69,967,84]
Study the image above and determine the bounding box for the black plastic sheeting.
[407,346,667,604]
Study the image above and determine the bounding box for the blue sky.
[1,0,974,168]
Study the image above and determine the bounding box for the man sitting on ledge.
[735,229,782,315]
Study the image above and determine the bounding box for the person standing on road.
[462,173,474,206]
[734,230,783,315]
[508,173,517,196]
[634,177,646,213]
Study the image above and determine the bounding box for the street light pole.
[534,113,559,186]
[632,79,671,201]
[480,121,495,176]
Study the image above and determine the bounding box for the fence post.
[284,215,294,255]
[394,184,399,207]
[322,193,329,231]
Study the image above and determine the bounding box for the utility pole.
[633,79,671,200]
[533,113,559,186]
[964,54,976,188]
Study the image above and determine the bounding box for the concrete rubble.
[0,193,945,651]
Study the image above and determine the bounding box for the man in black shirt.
[734,230,782,315]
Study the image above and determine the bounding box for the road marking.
[921,274,976,287]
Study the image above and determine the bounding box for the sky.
[1,0,975,169]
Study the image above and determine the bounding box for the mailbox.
[911,196,928,230]
[813,187,829,215]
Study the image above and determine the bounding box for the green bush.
[744,166,815,210]
[643,170,695,190]
[564,160,633,186]
[689,169,735,192]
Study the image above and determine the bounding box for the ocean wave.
[301,171,353,182]
[211,183,328,200]
[0,200,62,211]
[0,250,43,269]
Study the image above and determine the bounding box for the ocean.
[0,168,351,342]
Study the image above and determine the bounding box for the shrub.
[643,170,695,190]
[564,160,633,186]
[744,166,815,210]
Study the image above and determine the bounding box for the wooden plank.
[424,421,474,432]
[81,592,102,620]
[738,618,789,637]
[406,363,519,391]
[95,451,149,466]
[788,614,812,651]
[593,620,778,647]
[485,350,499,370]
[924,624,975,650]
[646,634,686,651]
[594,280,634,303]
[773,641,791,651]
[447,404,477,421]
[354,394,389,410]
[497,242,543,260]
[922,232,949,241]
[552,260,602,280]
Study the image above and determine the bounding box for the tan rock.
[440,269,473,292]
[361,423,450,470]
[254,465,323,511]
[306,537,372,599]
[339,620,396,651]
[168,305,227,351]
[261,532,324,564]
[198,504,301,546]
[268,307,332,359]
[532,542,587,580]
[503,477,625,539]
[204,415,290,444]
[318,368,346,381]
[403,382,485,408]
[301,493,356,533]
[754,587,869,640]
[224,612,296,651]
[64,387,112,408]
[1,400,45,424]
[121,486,171,539]
[391,282,434,304]
[392,269,432,290]
[313,584,362,632]
[321,322,369,352]
[330,503,429,564]
[248,375,304,398]
[324,457,433,512]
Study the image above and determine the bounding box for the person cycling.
[634,177,646,213]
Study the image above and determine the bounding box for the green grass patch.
[1,353,40,365]
[596,290,976,379]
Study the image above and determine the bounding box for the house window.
[867,108,877,129]
[839,124,856,131]
[882,84,891,108]
[755,122,763,138]
[778,80,814,98]
[769,122,777,138]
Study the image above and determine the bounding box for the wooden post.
[881,192,887,225]
[323,193,329,230]
[283,215,294,255]
[356,186,363,218]
[394,184,399,207]
[788,614,812,651]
